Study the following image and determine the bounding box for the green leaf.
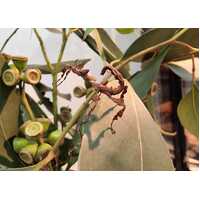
[129,47,169,99]
[83,28,95,40]
[96,29,131,78]
[177,84,199,137]
[28,59,91,74]
[122,28,178,62]
[168,63,193,81]
[0,89,22,166]
[164,28,199,62]
[78,80,174,170]
[91,29,106,60]
[97,28,123,59]
[75,29,116,62]
[116,28,135,34]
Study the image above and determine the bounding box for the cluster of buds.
[12,118,62,165]
[1,55,41,87]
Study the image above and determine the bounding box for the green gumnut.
[47,130,62,145]
[24,121,44,138]
[2,67,20,86]
[12,56,28,71]
[116,28,135,34]
[19,141,38,164]
[36,118,51,132]
[12,137,29,153]
[35,143,53,162]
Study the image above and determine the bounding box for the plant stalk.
[21,91,35,120]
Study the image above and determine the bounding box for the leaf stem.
[21,91,35,120]
[52,29,69,126]
[116,28,189,70]
[33,29,53,72]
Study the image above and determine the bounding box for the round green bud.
[12,56,28,71]
[24,68,41,85]
[116,28,134,34]
[24,121,44,138]
[73,86,86,98]
[2,67,20,86]
[47,130,61,145]
[35,143,53,162]
[12,137,29,153]
[19,142,38,164]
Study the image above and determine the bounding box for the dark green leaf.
[164,28,199,62]
[116,28,134,34]
[96,29,131,77]
[177,84,199,137]
[129,47,169,99]
[122,28,178,62]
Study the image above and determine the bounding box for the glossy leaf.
[129,47,169,99]
[116,28,134,34]
[177,84,199,137]
[28,59,91,74]
[164,28,199,62]
[122,28,178,62]
[78,80,174,170]
[96,29,131,77]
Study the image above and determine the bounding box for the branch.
[0,28,19,52]
[33,29,53,72]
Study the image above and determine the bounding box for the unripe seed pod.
[2,67,20,86]
[19,142,38,164]
[35,143,53,162]
[21,121,44,139]
[24,68,41,85]
[12,56,28,71]
[36,118,51,132]
[12,137,29,153]
[47,130,61,145]
[19,120,32,133]
[73,86,86,98]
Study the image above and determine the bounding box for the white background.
[0,1,199,200]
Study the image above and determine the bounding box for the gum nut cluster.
[1,56,41,86]
[12,118,62,165]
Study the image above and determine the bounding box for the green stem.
[116,28,189,71]
[52,72,58,126]
[33,29,53,72]
[52,29,69,126]
[21,91,35,120]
